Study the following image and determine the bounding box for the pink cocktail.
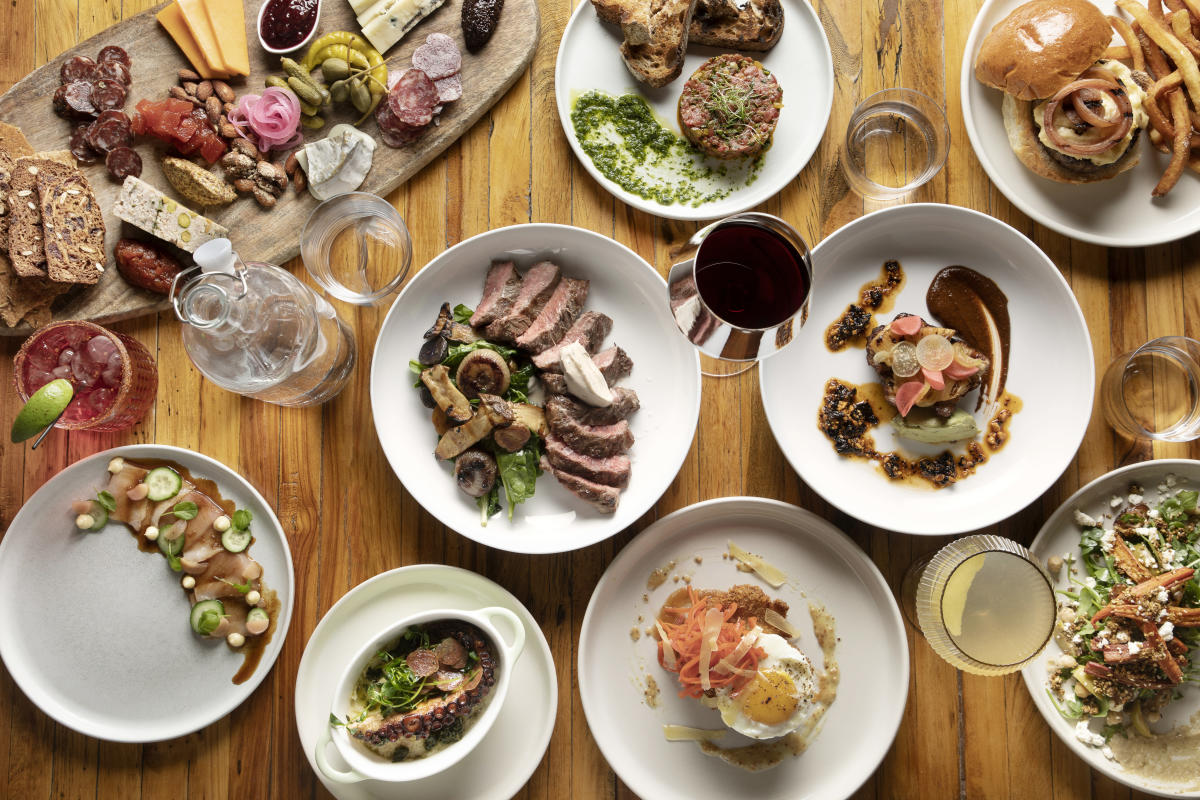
[14,321,157,432]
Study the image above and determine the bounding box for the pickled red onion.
[228,88,303,151]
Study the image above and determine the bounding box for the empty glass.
[301,192,412,305]
[843,89,950,200]
[1101,336,1200,441]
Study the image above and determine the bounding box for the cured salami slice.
[96,59,131,86]
[91,79,127,112]
[60,56,97,84]
[53,80,96,119]
[411,33,462,81]
[69,124,99,165]
[387,69,439,128]
[97,45,131,67]
[85,111,133,155]
[434,74,462,104]
[105,147,142,180]
[375,102,427,147]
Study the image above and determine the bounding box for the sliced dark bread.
[0,248,68,328]
[620,0,701,87]
[38,165,106,285]
[0,149,14,253]
[689,0,783,51]
[6,158,69,277]
[590,0,652,44]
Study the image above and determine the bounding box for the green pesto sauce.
[570,90,765,207]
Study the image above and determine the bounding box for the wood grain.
[2,0,1200,798]
[0,0,538,335]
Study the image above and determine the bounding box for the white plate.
[0,445,295,742]
[294,564,557,800]
[370,223,702,554]
[1022,460,1200,797]
[759,204,1094,535]
[579,497,908,800]
[961,0,1200,247]
[554,0,834,221]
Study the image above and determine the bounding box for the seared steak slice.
[545,401,634,457]
[485,261,560,342]
[532,311,614,370]
[546,390,640,426]
[538,346,633,395]
[471,260,521,327]
[515,277,589,352]
[545,434,631,488]
[541,457,621,513]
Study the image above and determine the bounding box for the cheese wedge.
[204,0,250,77]
[157,2,228,78]
[360,0,445,54]
[176,0,233,75]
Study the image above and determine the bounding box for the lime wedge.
[11,378,74,443]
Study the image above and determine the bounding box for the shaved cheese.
[728,541,788,588]
[663,725,726,742]
[655,619,678,670]
[764,608,802,640]
[698,607,724,691]
[713,629,760,675]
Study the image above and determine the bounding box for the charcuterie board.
[0,0,538,335]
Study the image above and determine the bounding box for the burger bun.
[1002,93,1141,184]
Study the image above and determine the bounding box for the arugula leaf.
[452,304,474,324]
[1046,687,1086,720]
[1180,490,1198,512]
[171,501,199,521]
[443,341,517,372]
[96,491,117,512]
[507,363,535,404]
[232,508,252,531]
[410,360,427,388]
[495,437,543,521]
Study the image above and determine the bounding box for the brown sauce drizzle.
[926,266,1012,404]
[824,260,906,351]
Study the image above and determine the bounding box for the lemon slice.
[11,378,74,443]
[942,553,986,637]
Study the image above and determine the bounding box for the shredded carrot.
[656,587,766,698]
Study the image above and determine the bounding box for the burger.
[974,0,1150,183]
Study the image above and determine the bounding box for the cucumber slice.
[157,524,185,558]
[247,607,269,629]
[190,599,225,636]
[145,467,183,502]
[221,527,252,553]
[87,501,108,531]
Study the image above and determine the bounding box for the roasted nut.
[233,178,255,193]
[204,96,222,125]
[212,80,236,105]
[169,86,200,105]
[219,121,239,139]
[284,152,299,177]
[223,101,236,115]
[178,68,201,82]
[196,80,213,101]
[252,186,277,208]
[231,138,258,160]
[256,160,287,190]
[293,170,306,193]
[181,81,199,96]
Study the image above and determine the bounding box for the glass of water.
[1101,336,1200,441]
[301,192,412,305]
[843,88,950,200]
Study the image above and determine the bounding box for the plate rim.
[293,563,559,800]
[577,495,910,800]
[368,221,702,554]
[0,443,296,743]
[1021,458,1200,798]
[552,0,835,221]
[758,202,1095,535]
[959,0,1200,248]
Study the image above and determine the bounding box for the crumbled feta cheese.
[1149,509,1162,519]
[1158,608,1168,621]
[1111,495,1124,508]
[1072,633,1083,644]
[1159,622,1175,640]
[1116,631,1130,643]
[1129,493,1144,505]
[1158,587,1170,603]
[1084,576,1097,588]
[1127,640,1142,654]
[1075,720,1106,747]
[1100,530,1116,552]
[1163,548,1177,565]
[1167,474,1178,487]
[1139,548,1157,567]
[1075,509,1099,528]
[1134,526,1160,541]
[1102,745,1115,760]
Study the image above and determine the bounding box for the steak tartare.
[677,54,782,160]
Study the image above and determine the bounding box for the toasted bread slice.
[6,158,73,278]
[591,0,652,45]
[620,0,701,87]
[689,0,783,51]
[0,122,33,159]
[38,166,106,285]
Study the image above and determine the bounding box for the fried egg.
[706,630,815,740]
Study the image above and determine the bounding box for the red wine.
[693,221,810,329]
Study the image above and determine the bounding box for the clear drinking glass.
[843,88,950,200]
[1101,336,1200,442]
[301,192,413,305]
[901,535,1057,675]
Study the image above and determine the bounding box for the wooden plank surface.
[1,0,1199,798]
[0,0,538,334]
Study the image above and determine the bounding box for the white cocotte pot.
[315,606,526,783]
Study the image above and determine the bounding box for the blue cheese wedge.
[358,0,446,53]
[112,176,228,253]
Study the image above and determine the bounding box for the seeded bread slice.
[38,166,106,285]
[0,149,14,254]
[0,247,69,328]
[5,158,71,277]
[620,0,701,88]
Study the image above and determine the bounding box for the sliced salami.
[60,55,97,84]
[387,69,439,128]
[376,102,426,147]
[97,45,131,67]
[85,111,133,155]
[411,33,462,81]
[69,124,99,165]
[96,59,131,86]
[53,80,96,120]
[91,79,127,111]
[434,74,462,104]
[105,146,142,180]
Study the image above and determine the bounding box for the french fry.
[1169,8,1200,56]
[1119,0,1200,107]
[1134,23,1172,78]
[1110,15,1147,70]
[1180,0,1200,28]
[1154,87,1191,195]
[1149,0,1167,21]
[1165,0,1186,14]
[1104,44,1135,60]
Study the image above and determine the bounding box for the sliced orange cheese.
[157,2,228,79]
[176,0,234,75]
[204,0,250,77]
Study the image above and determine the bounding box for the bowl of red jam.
[257,0,321,54]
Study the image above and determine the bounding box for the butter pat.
[560,341,613,407]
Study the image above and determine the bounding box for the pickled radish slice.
[890,315,924,336]
[895,380,929,417]
[891,341,920,377]
[915,334,954,371]
[922,367,945,390]
[944,361,979,380]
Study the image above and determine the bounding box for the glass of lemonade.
[906,535,1056,675]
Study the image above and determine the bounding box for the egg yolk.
[738,669,799,725]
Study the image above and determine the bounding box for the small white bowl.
[256,0,322,56]
[315,606,526,784]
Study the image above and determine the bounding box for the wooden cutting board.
[0,0,538,335]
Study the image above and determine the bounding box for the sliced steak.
[515,277,589,352]
[541,457,621,513]
[545,401,634,457]
[532,311,614,370]
[471,260,522,327]
[485,261,560,342]
[538,346,633,395]
[545,434,631,488]
[546,390,640,426]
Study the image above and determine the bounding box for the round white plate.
[759,204,1094,535]
[295,564,557,800]
[1022,459,1200,797]
[0,444,295,742]
[579,497,908,800]
[554,0,834,221]
[371,223,701,554]
[961,0,1200,247]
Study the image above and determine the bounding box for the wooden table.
[1,0,1198,796]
